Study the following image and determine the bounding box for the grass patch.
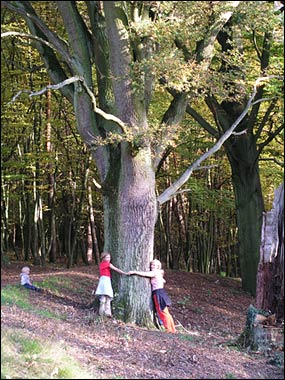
[39,276,89,297]
[1,285,32,309]
[225,373,236,379]
[177,296,191,306]
[1,284,66,320]
[40,277,74,295]
[192,306,203,314]
[1,328,100,379]
[178,333,196,342]
[10,332,42,355]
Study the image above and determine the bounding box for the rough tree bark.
[256,182,284,320]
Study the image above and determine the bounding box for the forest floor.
[1,260,284,379]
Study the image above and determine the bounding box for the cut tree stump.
[239,304,284,352]
[252,324,283,352]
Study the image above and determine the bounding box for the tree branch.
[258,123,284,156]
[6,75,129,134]
[157,76,282,205]
[259,157,284,168]
[1,2,73,68]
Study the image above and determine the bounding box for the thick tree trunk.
[104,146,157,326]
[225,133,264,296]
[256,183,284,319]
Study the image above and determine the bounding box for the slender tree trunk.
[171,196,181,270]
[173,193,189,270]
[66,169,76,268]
[166,199,175,268]
[1,183,9,257]
[23,187,32,261]
[185,198,193,272]
[87,184,100,265]
[32,197,39,265]
[85,223,93,263]
[46,87,57,263]
[38,196,46,267]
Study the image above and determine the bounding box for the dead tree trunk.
[239,184,284,351]
[239,304,283,351]
[256,183,284,320]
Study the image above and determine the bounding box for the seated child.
[20,266,42,292]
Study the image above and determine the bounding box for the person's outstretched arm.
[128,270,155,278]
[110,263,127,275]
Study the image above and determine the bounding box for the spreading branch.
[2,31,58,50]
[157,76,283,205]
[6,75,129,134]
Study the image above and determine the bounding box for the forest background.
[1,1,284,327]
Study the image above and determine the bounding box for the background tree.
[157,1,284,295]
[1,20,102,266]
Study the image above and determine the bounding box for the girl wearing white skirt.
[94,252,126,317]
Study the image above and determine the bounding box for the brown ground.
[1,261,284,379]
